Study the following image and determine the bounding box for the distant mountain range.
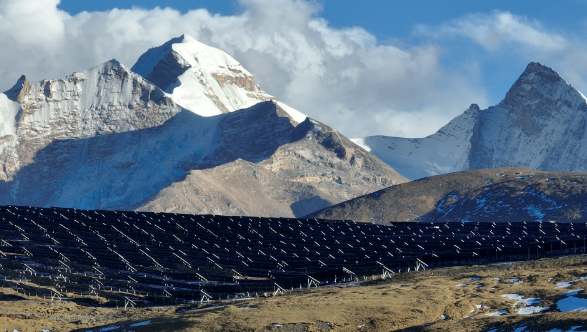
[352,62,587,180]
[307,167,587,223]
[3,34,587,221]
[0,35,406,217]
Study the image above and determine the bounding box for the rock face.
[353,63,587,180]
[0,60,180,181]
[308,168,587,223]
[0,35,407,217]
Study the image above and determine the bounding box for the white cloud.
[416,11,568,52]
[0,0,487,138]
[414,10,587,100]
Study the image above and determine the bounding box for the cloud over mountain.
[0,0,486,138]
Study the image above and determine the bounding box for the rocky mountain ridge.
[0,60,180,181]
[353,63,587,180]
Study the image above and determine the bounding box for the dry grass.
[3,255,587,331]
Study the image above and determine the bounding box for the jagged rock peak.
[465,103,480,113]
[104,59,123,67]
[503,62,580,105]
[5,74,30,101]
[517,62,565,87]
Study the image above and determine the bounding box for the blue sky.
[2,0,587,138]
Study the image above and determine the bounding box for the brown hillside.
[307,168,587,223]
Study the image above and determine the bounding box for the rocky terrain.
[353,63,587,180]
[0,35,406,217]
[308,167,587,223]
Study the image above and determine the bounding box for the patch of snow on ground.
[517,306,550,315]
[502,294,548,315]
[557,296,587,312]
[561,289,583,296]
[99,327,120,332]
[486,310,507,316]
[502,294,541,306]
[129,321,151,327]
[456,284,467,287]
[556,277,587,289]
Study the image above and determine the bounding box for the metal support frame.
[307,276,319,288]
[200,289,212,303]
[273,283,286,296]
[51,290,64,301]
[377,261,394,279]
[415,258,428,272]
[124,296,136,311]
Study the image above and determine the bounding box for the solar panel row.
[0,205,585,303]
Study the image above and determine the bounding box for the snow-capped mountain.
[353,63,587,180]
[0,35,407,217]
[130,34,305,122]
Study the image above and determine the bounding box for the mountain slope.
[0,101,406,217]
[307,167,587,223]
[0,36,407,217]
[353,63,587,180]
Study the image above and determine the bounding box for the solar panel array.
[0,205,586,304]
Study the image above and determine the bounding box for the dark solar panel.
[0,205,585,304]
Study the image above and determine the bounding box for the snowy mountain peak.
[0,35,400,217]
[354,62,587,180]
[131,34,305,121]
[465,103,480,113]
[502,62,584,110]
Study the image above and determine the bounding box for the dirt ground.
[3,255,587,332]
